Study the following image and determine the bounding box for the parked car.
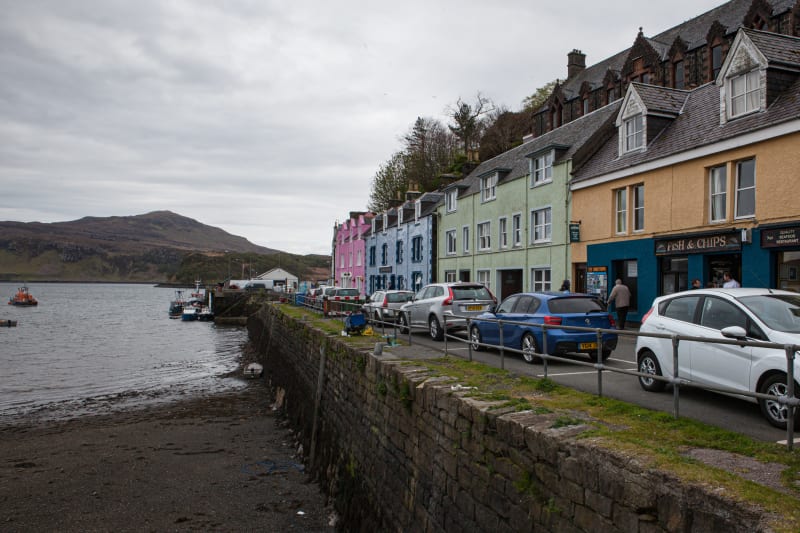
[362,290,415,324]
[469,292,618,363]
[325,287,362,315]
[635,288,800,428]
[399,282,496,341]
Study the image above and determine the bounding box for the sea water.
[0,282,248,422]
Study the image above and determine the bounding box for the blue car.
[469,292,618,363]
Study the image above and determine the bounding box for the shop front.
[655,230,742,292]
[760,224,800,292]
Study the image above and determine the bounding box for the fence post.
[596,329,603,397]
[786,345,796,451]
[444,315,449,355]
[542,327,549,378]
[467,318,473,362]
[498,320,505,370]
[672,335,680,419]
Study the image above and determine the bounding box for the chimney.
[567,49,586,79]
[405,190,422,202]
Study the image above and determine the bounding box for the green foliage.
[175,251,329,285]
[522,80,558,111]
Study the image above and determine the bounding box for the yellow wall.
[570,131,800,263]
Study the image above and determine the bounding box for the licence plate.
[466,305,483,311]
[580,342,597,350]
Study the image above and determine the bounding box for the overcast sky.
[0,0,725,255]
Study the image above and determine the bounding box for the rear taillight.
[382,296,388,308]
[641,307,654,324]
[608,315,616,328]
[442,287,454,306]
[544,316,562,325]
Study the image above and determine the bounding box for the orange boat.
[8,285,38,306]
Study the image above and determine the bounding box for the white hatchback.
[635,288,800,428]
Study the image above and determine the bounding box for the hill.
[0,211,329,284]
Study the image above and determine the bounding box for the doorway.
[707,254,741,287]
[498,269,523,301]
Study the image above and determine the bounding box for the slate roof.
[553,0,797,99]
[451,100,623,199]
[743,27,800,67]
[630,83,690,117]
[572,76,800,183]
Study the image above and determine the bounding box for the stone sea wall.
[247,304,772,532]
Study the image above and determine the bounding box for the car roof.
[507,291,596,299]
[658,288,799,299]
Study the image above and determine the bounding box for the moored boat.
[169,290,185,319]
[8,286,38,306]
[1,319,18,327]
[181,305,199,321]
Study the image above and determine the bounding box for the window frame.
[531,267,551,292]
[480,174,497,202]
[735,158,756,219]
[615,188,628,234]
[531,207,552,244]
[498,217,508,249]
[477,221,491,251]
[633,184,645,232]
[462,225,470,254]
[445,229,457,255]
[530,151,553,187]
[445,189,457,213]
[477,269,491,290]
[728,70,761,119]
[512,213,522,247]
[623,114,644,153]
[709,165,727,223]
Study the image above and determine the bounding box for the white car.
[635,288,800,428]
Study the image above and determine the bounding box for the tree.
[448,93,492,155]
[402,117,458,192]
[368,152,406,213]
[522,79,558,111]
[478,106,534,161]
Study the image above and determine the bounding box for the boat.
[1,319,18,327]
[168,290,185,319]
[8,285,38,306]
[196,306,214,321]
[181,304,199,321]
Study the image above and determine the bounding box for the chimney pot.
[567,49,586,79]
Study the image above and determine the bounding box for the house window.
[532,268,551,292]
[633,184,645,232]
[623,114,643,152]
[369,246,376,266]
[462,226,470,253]
[411,271,423,292]
[445,189,457,212]
[381,243,388,265]
[728,70,761,118]
[477,270,491,290]
[499,217,508,248]
[531,151,553,186]
[711,44,722,78]
[673,60,684,89]
[414,200,421,221]
[607,87,615,104]
[357,250,362,266]
[382,214,388,232]
[349,251,353,267]
[478,221,491,250]
[531,208,552,243]
[446,230,457,255]
[445,270,457,283]
[615,188,627,234]
[709,165,727,222]
[398,209,403,225]
[512,214,522,247]
[735,158,756,219]
[481,174,497,202]
[582,98,589,115]
[340,254,345,268]
[411,236,423,263]
[396,241,403,264]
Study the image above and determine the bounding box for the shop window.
[735,158,756,219]
[709,165,727,222]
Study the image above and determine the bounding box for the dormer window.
[398,209,403,225]
[480,174,497,202]
[530,151,553,186]
[623,114,644,152]
[414,200,421,221]
[728,70,761,118]
[382,214,388,232]
[673,60,685,89]
[445,189,457,213]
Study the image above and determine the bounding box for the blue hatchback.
[469,292,618,363]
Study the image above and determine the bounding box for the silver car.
[399,282,496,341]
[362,290,415,324]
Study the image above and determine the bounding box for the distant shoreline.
[0,279,194,287]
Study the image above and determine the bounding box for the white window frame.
[445,189,457,213]
[530,151,553,186]
[615,188,627,234]
[398,209,403,225]
[530,208,552,244]
[477,269,491,290]
[735,158,756,219]
[709,165,727,222]
[356,250,362,266]
[349,251,353,267]
[382,214,388,233]
[512,213,522,247]
[477,221,491,251]
[414,200,421,221]
[480,174,497,202]
[445,270,457,283]
[633,184,645,232]
[445,229,457,255]
[498,217,508,248]
[462,225,470,254]
[531,267,551,292]
[623,114,643,153]
[728,70,761,119]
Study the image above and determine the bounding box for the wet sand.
[0,381,333,532]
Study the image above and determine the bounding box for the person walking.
[559,279,571,293]
[607,279,631,330]
[722,272,741,288]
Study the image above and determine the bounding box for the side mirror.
[721,325,748,340]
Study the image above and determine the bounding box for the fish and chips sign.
[655,233,741,255]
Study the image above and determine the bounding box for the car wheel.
[398,313,410,334]
[429,315,443,341]
[759,374,800,430]
[601,350,612,362]
[470,325,483,351]
[637,350,666,392]
[521,333,541,364]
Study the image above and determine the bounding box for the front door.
[499,269,523,301]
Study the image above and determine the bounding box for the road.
[373,321,794,445]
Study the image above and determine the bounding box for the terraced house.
[570,26,800,324]
[333,211,374,297]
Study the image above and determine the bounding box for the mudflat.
[0,382,333,532]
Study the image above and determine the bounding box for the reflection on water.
[0,283,249,422]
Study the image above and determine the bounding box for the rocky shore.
[0,381,334,532]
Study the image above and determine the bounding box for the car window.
[699,297,748,331]
[660,295,700,323]
[336,289,359,297]
[387,292,413,303]
[518,296,541,314]
[512,295,534,313]
[452,286,492,300]
[548,297,604,314]
[417,287,431,300]
[496,295,519,314]
[739,294,800,333]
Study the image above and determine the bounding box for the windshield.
[738,294,800,333]
[386,293,413,303]
[548,297,605,314]
[452,286,493,301]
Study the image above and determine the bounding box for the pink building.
[333,211,374,297]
